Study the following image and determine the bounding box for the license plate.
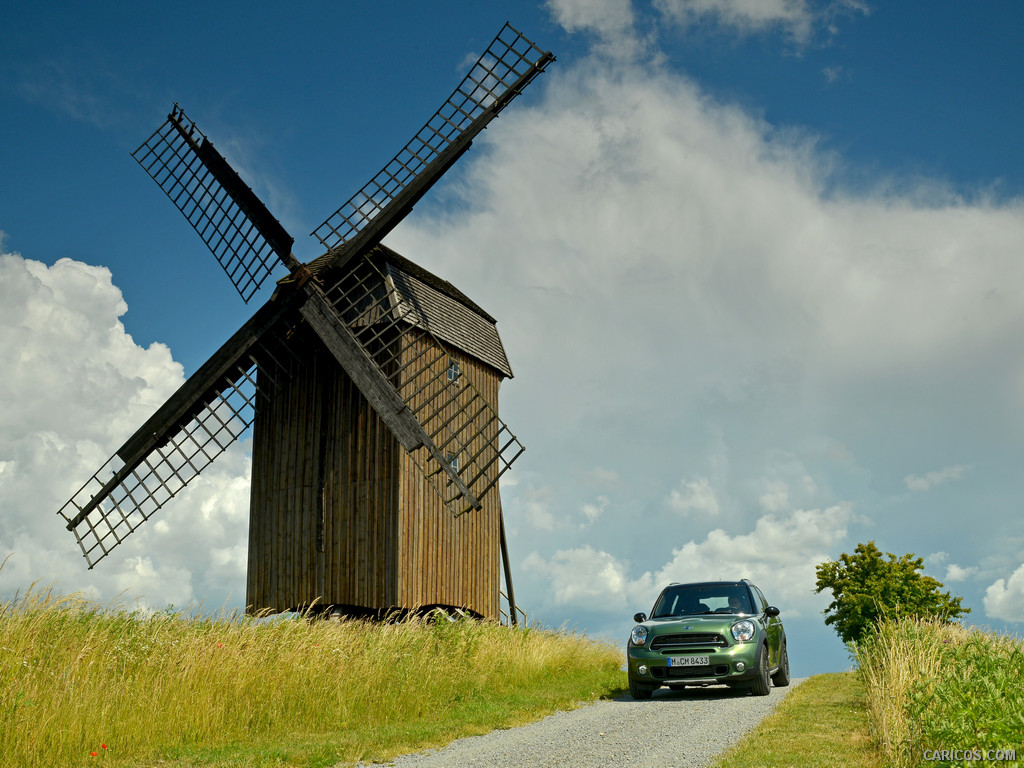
[667,655,709,667]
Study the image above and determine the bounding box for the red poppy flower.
[90,752,98,757]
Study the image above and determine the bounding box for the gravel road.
[357,679,804,768]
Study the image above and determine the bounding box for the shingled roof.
[315,245,513,379]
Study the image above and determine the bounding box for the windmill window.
[446,453,460,485]
[447,358,461,383]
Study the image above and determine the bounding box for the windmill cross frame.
[57,22,554,625]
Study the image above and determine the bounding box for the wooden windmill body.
[57,25,552,623]
[248,247,513,618]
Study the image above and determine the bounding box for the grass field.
[0,584,624,767]
[713,672,880,768]
[856,618,1023,768]
[6,581,1021,768]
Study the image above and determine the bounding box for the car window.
[752,585,768,613]
[652,585,752,616]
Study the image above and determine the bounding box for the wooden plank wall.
[246,326,505,619]
[246,335,398,614]
[397,332,503,619]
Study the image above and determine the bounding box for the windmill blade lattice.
[133,105,297,303]
[311,23,554,266]
[59,307,309,567]
[319,257,524,514]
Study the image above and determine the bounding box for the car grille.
[650,633,728,651]
[652,664,730,679]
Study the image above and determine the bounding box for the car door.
[754,585,782,667]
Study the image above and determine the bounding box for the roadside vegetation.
[806,542,1022,768]
[857,618,1023,767]
[0,584,624,768]
[713,672,879,768]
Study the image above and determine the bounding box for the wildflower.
[101,743,107,750]
[217,643,223,648]
[90,752,98,757]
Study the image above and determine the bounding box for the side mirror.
[765,606,780,618]
[633,612,647,623]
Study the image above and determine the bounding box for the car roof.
[662,580,752,590]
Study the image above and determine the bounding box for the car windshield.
[651,585,753,617]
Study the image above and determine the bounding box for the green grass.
[0,584,625,767]
[712,672,880,768]
[856,618,1024,767]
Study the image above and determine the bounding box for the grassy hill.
[0,585,621,767]
[3,584,1020,767]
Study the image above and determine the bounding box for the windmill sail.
[132,105,298,303]
[316,252,524,514]
[60,22,549,573]
[310,22,554,270]
[59,298,309,567]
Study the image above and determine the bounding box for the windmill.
[56,23,554,623]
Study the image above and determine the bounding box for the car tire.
[771,641,791,687]
[749,643,771,696]
[629,677,655,700]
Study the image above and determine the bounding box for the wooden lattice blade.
[58,296,307,567]
[296,284,481,510]
[314,256,525,515]
[309,22,554,271]
[133,104,297,304]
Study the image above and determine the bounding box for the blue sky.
[4,0,1024,677]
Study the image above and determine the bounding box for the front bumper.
[627,641,761,686]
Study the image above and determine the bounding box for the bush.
[857,618,1024,767]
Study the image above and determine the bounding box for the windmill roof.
[311,245,513,379]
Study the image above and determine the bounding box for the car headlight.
[630,625,648,646]
[731,620,756,643]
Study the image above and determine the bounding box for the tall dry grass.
[857,618,1023,767]
[0,582,623,767]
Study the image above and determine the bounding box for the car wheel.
[771,641,791,687]
[749,644,771,696]
[629,677,655,700]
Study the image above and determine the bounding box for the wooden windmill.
[57,24,554,623]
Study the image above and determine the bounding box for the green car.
[627,579,790,699]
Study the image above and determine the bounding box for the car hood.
[644,615,750,631]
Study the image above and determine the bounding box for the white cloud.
[545,0,645,58]
[654,0,868,44]
[521,504,854,623]
[759,481,790,512]
[650,505,854,616]
[983,564,1024,623]
[944,563,977,583]
[904,465,971,492]
[522,488,558,531]
[580,495,609,526]
[523,544,634,609]
[0,252,251,611]
[668,477,721,516]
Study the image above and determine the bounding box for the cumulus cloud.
[0,252,251,611]
[387,34,1024,642]
[904,465,971,492]
[522,504,854,622]
[545,0,645,59]
[984,564,1024,623]
[654,0,868,44]
[668,477,721,516]
[943,563,977,583]
[580,495,609,527]
[523,544,635,609]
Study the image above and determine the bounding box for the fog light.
[735,661,746,672]
[638,664,648,675]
